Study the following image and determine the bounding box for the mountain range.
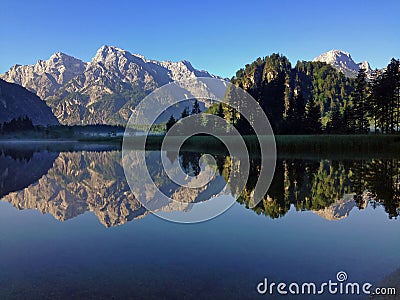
[1,45,218,125]
[1,47,375,126]
[1,150,227,227]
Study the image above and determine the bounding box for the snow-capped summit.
[313,50,372,78]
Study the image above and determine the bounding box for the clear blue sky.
[0,0,399,78]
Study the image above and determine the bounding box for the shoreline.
[1,134,400,158]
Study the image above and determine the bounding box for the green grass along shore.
[2,133,399,158]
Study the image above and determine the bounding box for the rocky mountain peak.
[313,49,372,78]
[93,45,145,61]
[41,51,86,70]
[314,50,358,73]
[50,51,73,60]
[0,51,86,99]
[181,60,194,69]
[314,49,352,61]
[359,60,372,72]
[94,45,124,60]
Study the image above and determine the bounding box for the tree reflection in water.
[177,150,400,220]
[1,146,399,226]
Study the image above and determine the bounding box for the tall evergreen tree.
[367,71,379,133]
[304,97,321,134]
[369,59,400,133]
[326,106,345,134]
[351,68,369,133]
[166,115,176,132]
[385,59,400,133]
[181,107,190,119]
[190,99,202,129]
[216,103,224,119]
[261,71,286,132]
[191,99,201,114]
[343,104,358,134]
[284,92,306,133]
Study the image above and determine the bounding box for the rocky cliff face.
[0,79,59,125]
[313,50,372,78]
[1,52,87,100]
[1,46,218,125]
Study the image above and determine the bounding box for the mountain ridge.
[0,79,59,126]
[2,52,87,100]
[0,45,219,125]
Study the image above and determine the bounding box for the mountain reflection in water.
[0,145,399,226]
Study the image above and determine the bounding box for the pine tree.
[343,105,356,134]
[165,115,176,132]
[261,71,286,132]
[284,92,306,133]
[369,59,400,133]
[181,107,189,119]
[368,72,380,133]
[304,98,321,134]
[217,103,225,132]
[351,68,369,133]
[385,59,400,133]
[216,103,224,119]
[369,70,386,133]
[326,106,345,133]
[191,99,201,114]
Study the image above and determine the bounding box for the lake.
[0,142,399,299]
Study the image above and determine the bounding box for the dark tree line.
[326,59,400,134]
[228,54,353,134]
[1,116,34,133]
[164,56,400,136]
[325,68,370,134]
[165,99,202,132]
[369,59,400,134]
[227,55,400,135]
[175,149,400,220]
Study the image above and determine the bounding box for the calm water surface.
[0,144,399,299]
